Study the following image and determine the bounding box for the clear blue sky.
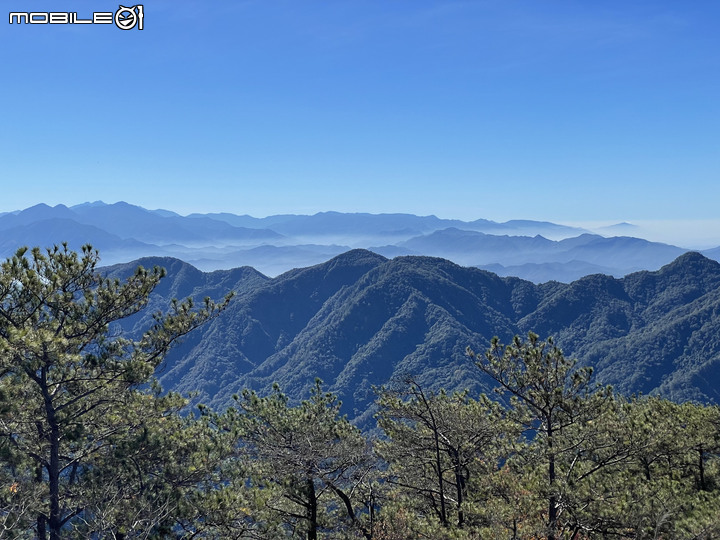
[2,1,719,222]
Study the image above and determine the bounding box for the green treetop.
[0,244,230,539]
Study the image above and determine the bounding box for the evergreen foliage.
[229,380,373,539]
[375,379,509,531]
[1,246,720,539]
[0,245,231,539]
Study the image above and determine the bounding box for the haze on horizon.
[2,1,718,229]
[4,200,720,251]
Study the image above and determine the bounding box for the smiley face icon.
[115,5,143,30]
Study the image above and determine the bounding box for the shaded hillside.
[136,250,389,409]
[108,251,720,421]
[103,256,270,360]
[235,256,522,423]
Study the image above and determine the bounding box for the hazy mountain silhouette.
[1,201,714,282]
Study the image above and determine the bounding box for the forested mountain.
[105,250,720,422]
[7,246,720,538]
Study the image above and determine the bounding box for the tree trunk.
[451,451,466,527]
[40,366,62,540]
[414,383,447,526]
[547,423,556,540]
[455,473,465,528]
[36,464,47,540]
[307,477,318,540]
[37,515,47,540]
[329,483,372,539]
[432,420,447,525]
[48,421,61,540]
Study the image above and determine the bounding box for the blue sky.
[2,1,719,223]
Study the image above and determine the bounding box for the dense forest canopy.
[1,246,719,539]
[100,249,720,424]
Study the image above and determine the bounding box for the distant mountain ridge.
[1,201,716,282]
[105,251,720,425]
[185,211,587,238]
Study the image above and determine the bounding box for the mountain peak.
[323,248,387,268]
[660,250,704,265]
[14,203,76,222]
[659,251,718,273]
[71,201,107,209]
[26,203,52,211]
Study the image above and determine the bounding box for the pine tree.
[467,333,612,540]
[375,378,507,531]
[233,380,372,540]
[0,244,230,539]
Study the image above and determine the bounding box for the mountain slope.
[235,255,520,420]
[103,251,720,424]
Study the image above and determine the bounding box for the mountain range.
[104,250,720,426]
[1,201,713,283]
